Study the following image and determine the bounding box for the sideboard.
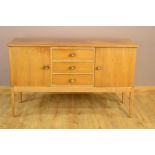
[8,38,138,117]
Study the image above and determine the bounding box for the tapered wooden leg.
[11,89,16,117]
[19,92,23,103]
[129,88,134,117]
[122,92,125,104]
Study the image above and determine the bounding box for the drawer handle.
[68,66,76,70]
[69,53,76,57]
[42,65,50,70]
[96,66,103,70]
[68,79,76,83]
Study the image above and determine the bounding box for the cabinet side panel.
[9,48,14,86]
[95,48,136,87]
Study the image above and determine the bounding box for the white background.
[0,0,155,154]
[0,130,155,155]
[0,0,155,25]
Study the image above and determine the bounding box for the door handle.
[96,66,103,70]
[42,65,50,70]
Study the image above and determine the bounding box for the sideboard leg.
[11,89,16,117]
[122,92,125,104]
[19,92,23,103]
[129,88,134,118]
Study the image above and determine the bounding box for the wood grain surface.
[8,38,138,47]
[0,90,155,128]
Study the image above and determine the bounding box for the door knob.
[42,65,50,70]
[96,66,103,70]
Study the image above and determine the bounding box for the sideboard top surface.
[8,38,138,47]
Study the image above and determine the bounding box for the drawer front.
[52,74,93,85]
[52,62,94,73]
[52,48,94,61]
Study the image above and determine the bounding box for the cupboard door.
[9,47,51,86]
[95,48,136,87]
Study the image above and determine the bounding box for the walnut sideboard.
[8,38,138,117]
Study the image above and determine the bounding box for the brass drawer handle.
[96,66,103,70]
[42,65,50,70]
[69,53,76,57]
[68,66,76,70]
[68,79,76,83]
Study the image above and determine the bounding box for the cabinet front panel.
[95,48,136,87]
[9,47,51,86]
[52,62,94,73]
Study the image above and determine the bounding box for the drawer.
[52,48,94,61]
[52,62,94,73]
[52,74,93,85]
